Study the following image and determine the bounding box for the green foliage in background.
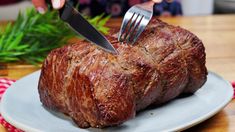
[0,8,110,64]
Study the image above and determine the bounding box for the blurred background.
[0,0,235,20]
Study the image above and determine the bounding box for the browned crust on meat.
[38,18,207,128]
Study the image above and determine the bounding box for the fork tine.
[118,11,135,42]
[126,15,144,44]
[131,17,150,44]
[119,1,154,44]
[122,13,140,44]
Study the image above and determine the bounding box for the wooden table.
[1,15,235,131]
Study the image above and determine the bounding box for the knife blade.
[59,2,117,54]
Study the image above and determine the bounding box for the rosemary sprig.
[0,8,110,64]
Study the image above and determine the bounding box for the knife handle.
[45,0,78,22]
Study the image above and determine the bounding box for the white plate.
[0,71,233,132]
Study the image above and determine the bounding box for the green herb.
[0,8,110,64]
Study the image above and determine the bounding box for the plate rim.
[0,71,41,132]
[0,71,234,132]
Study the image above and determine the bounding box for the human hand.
[32,0,65,14]
[152,0,163,3]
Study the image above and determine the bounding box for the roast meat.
[38,18,207,128]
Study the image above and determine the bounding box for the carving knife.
[47,0,117,54]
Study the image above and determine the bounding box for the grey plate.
[0,71,233,132]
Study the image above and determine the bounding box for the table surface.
[1,15,235,131]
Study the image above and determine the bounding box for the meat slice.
[38,18,207,128]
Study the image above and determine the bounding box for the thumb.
[32,0,47,14]
[152,0,162,3]
[51,0,65,9]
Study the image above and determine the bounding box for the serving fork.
[118,1,158,44]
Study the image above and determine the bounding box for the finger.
[152,0,162,3]
[32,0,47,14]
[52,0,65,9]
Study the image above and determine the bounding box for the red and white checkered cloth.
[232,81,235,98]
[0,78,15,99]
[0,78,23,132]
[0,78,235,132]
